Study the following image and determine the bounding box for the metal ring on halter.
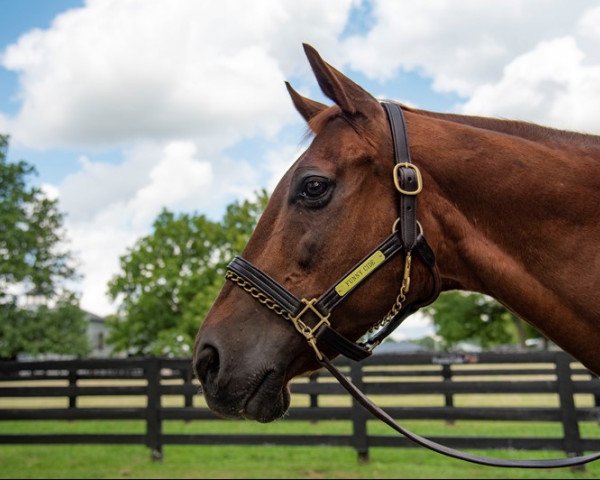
[392,218,423,236]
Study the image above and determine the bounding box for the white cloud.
[59,143,161,222]
[578,6,600,47]
[55,139,261,314]
[342,1,600,132]
[1,0,354,149]
[461,37,600,134]
[128,142,212,227]
[342,0,594,96]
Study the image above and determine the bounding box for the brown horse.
[194,44,600,424]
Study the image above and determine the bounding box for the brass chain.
[368,284,407,334]
[225,271,290,320]
[367,252,412,334]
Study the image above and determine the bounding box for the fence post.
[68,369,77,411]
[555,353,584,464]
[309,372,319,408]
[442,364,455,425]
[183,366,193,410]
[308,372,319,424]
[146,357,163,461]
[350,361,369,463]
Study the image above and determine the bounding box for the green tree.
[0,293,89,358]
[424,291,542,350]
[107,191,269,356]
[0,135,89,359]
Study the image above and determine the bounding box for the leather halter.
[225,101,600,468]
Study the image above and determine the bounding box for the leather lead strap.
[320,356,600,468]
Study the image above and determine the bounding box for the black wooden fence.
[1,351,600,462]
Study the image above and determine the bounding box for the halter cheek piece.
[225,102,600,468]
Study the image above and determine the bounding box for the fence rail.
[1,351,599,461]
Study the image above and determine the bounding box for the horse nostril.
[194,344,220,386]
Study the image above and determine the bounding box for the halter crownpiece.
[224,101,600,468]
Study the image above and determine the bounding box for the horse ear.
[302,43,378,116]
[285,81,328,123]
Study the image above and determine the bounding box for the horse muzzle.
[194,324,292,423]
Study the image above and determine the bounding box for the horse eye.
[303,178,329,198]
[294,175,334,208]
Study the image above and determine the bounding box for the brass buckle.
[289,298,330,360]
[392,218,424,236]
[393,163,423,195]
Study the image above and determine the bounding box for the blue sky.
[1,0,599,331]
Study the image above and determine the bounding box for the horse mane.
[405,106,600,151]
[305,102,600,152]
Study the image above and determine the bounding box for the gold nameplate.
[335,250,386,297]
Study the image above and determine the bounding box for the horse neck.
[407,111,600,372]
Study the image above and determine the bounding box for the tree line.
[0,135,543,358]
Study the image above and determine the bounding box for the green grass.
[2,440,600,478]
[2,419,600,478]
[3,417,600,438]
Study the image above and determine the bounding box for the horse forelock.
[307,105,342,135]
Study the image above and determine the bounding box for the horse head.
[193,44,438,422]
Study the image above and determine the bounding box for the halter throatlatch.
[224,101,600,468]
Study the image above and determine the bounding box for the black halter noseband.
[224,102,600,468]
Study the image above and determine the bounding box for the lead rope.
[318,355,600,468]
